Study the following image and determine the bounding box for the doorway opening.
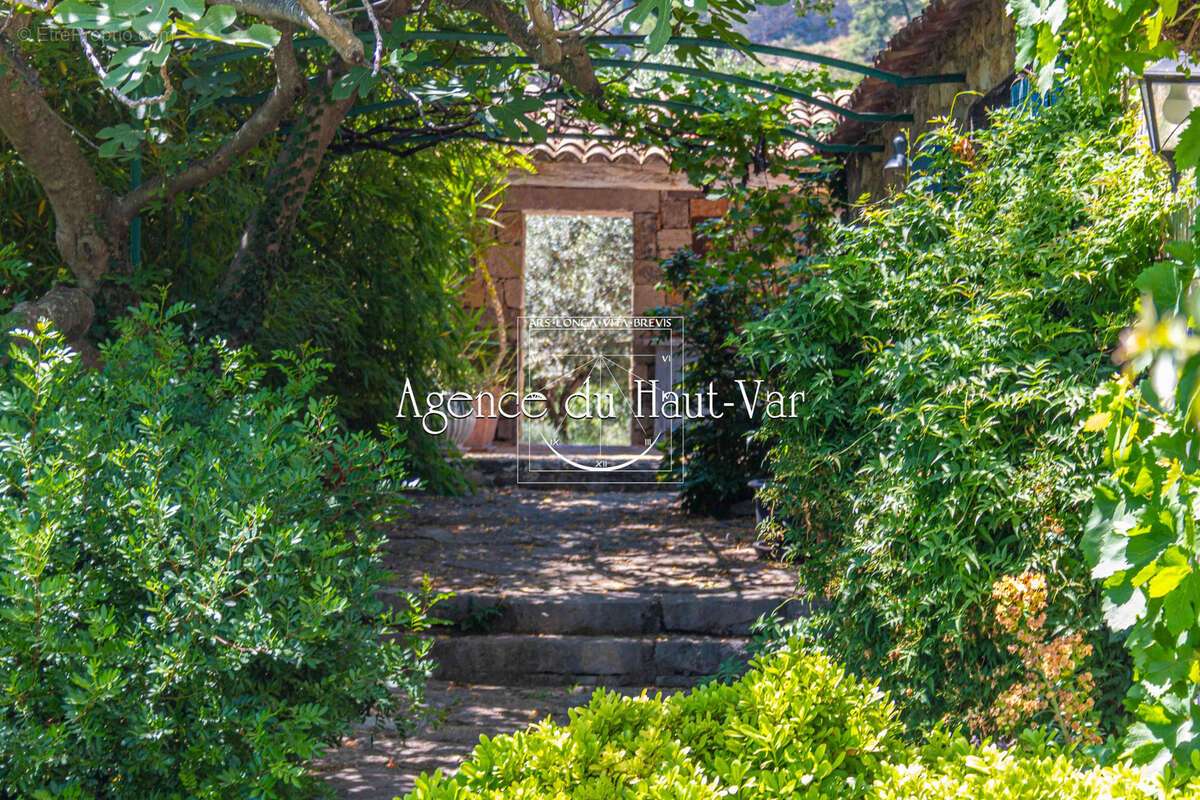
[522,214,634,448]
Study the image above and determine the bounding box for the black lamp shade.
[1140,56,1200,155]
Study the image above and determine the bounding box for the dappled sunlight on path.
[383,489,796,598]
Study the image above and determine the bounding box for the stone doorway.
[469,143,730,446]
[522,213,635,447]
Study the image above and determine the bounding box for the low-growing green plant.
[408,643,902,800]
[403,644,1197,800]
[0,303,437,799]
[739,86,1181,734]
[872,728,1185,800]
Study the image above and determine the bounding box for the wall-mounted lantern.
[1139,56,1200,189]
[883,133,909,171]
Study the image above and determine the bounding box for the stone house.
[830,0,1019,205]
[468,136,732,443]
[467,2,1021,444]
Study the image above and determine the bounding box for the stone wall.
[843,0,1016,205]
[466,176,728,445]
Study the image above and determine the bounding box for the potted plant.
[442,392,478,447]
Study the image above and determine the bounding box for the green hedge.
[405,644,1198,800]
[739,85,1188,734]
[0,305,435,799]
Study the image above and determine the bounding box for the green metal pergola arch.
[395,30,964,88]
[146,24,964,265]
[201,26,966,154]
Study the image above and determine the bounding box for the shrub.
[657,187,830,515]
[261,145,517,491]
[408,643,901,800]
[872,729,1185,800]
[739,86,1180,733]
[0,304,435,799]
[981,571,1102,745]
[405,645,1195,800]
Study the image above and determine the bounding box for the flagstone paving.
[382,488,797,597]
[320,487,803,799]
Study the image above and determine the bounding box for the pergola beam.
[399,30,965,87]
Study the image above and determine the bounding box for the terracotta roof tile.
[524,91,852,167]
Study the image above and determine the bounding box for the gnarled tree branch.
[114,29,305,225]
[454,0,602,96]
[214,0,315,28]
[295,0,365,65]
[524,0,562,65]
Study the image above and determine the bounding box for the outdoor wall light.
[1140,56,1200,189]
[883,133,909,170]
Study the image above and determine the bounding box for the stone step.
[431,633,750,686]
[402,591,809,637]
[463,454,666,492]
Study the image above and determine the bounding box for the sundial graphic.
[518,316,684,486]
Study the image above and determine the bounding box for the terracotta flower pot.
[463,387,503,450]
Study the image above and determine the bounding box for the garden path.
[319,487,803,799]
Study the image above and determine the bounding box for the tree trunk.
[0,28,304,345]
[0,30,129,337]
[209,74,355,345]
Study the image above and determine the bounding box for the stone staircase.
[462,448,667,491]
[322,487,803,799]
[425,591,807,686]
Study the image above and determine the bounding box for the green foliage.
[1008,0,1176,94]
[1006,0,1200,183]
[259,145,513,490]
[0,244,32,313]
[739,89,1181,732]
[659,187,830,515]
[1085,369,1200,779]
[872,728,1187,799]
[20,0,846,197]
[0,134,516,489]
[407,643,903,800]
[0,305,437,798]
[1082,248,1200,779]
[404,644,1196,800]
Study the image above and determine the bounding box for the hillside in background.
[741,0,928,69]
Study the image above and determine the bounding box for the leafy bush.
[658,187,830,515]
[261,145,516,491]
[0,141,517,490]
[872,729,1184,800]
[405,644,1195,800]
[1083,254,1200,779]
[739,88,1182,733]
[0,304,435,798]
[409,643,902,800]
